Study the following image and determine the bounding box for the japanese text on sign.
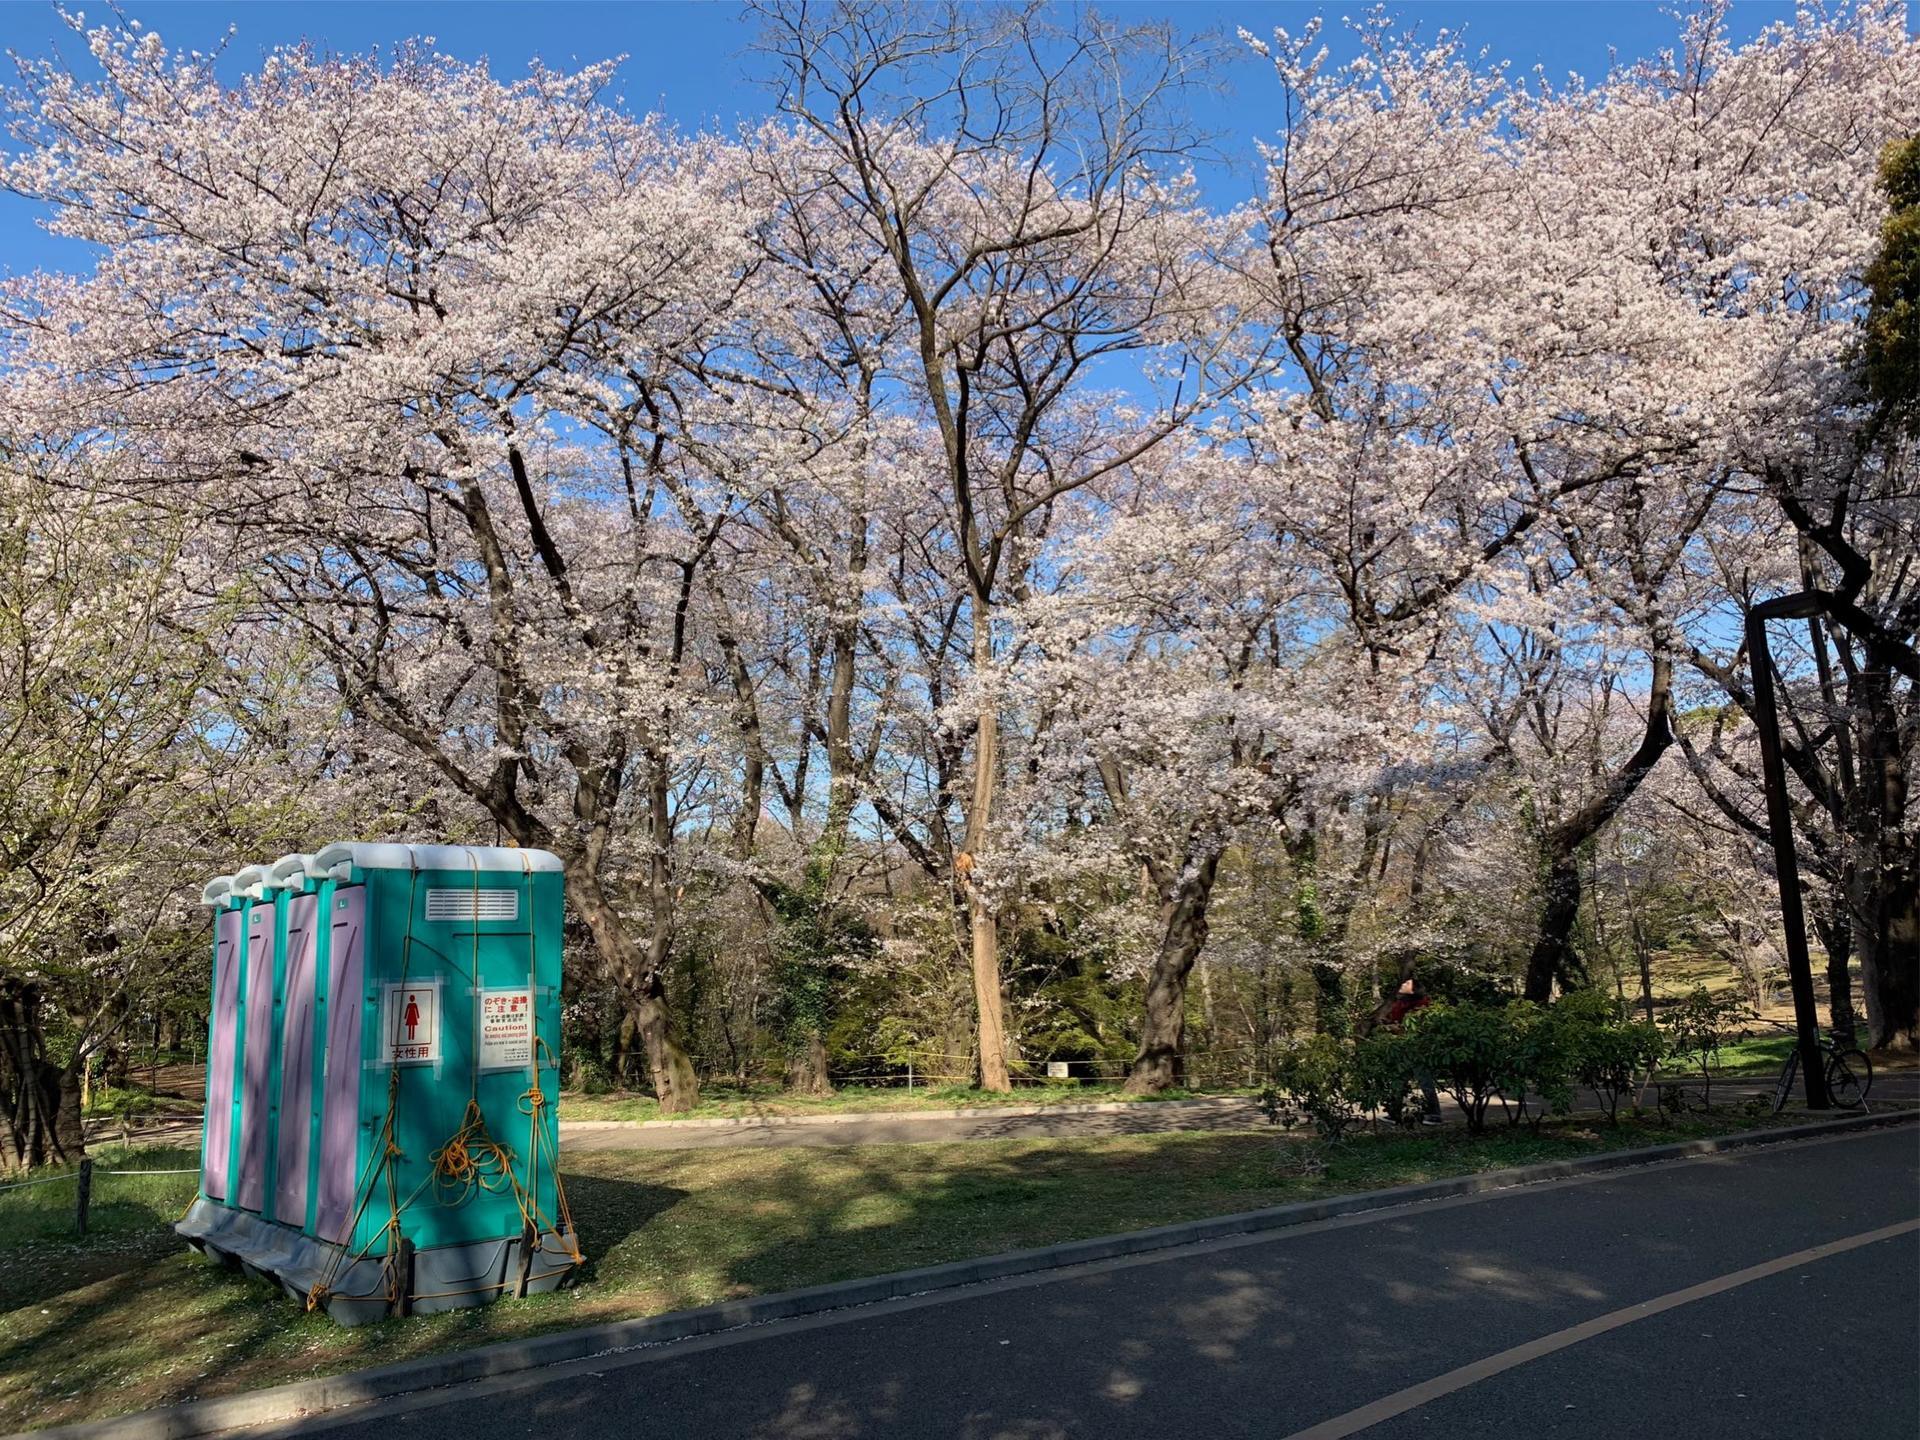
[479,987,533,1069]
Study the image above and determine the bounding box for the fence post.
[513,1220,535,1299]
[907,1061,913,1092]
[75,1157,93,1236]
[394,1236,415,1318]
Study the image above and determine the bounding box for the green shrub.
[1402,1002,1509,1133]
[1661,986,1750,1109]
[1350,1029,1417,1126]
[1557,991,1663,1123]
[1271,1035,1357,1139]
[1503,1000,1574,1127]
[1271,992,1666,1140]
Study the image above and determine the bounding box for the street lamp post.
[1744,593,1830,1111]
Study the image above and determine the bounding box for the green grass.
[0,1107,1791,1431]
[558,1080,1236,1123]
[1662,1033,1798,1078]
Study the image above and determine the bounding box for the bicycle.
[1768,1026,1873,1115]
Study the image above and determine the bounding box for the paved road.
[262,1123,1919,1440]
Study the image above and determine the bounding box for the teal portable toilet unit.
[178,842,579,1324]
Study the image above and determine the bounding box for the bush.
[1271,1035,1358,1139]
[1402,1003,1509,1133]
[1556,990,1663,1123]
[1503,1000,1574,1128]
[1271,991,1667,1140]
[1661,986,1750,1110]
[1350,1029,1417,1127]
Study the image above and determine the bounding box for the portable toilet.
[178,842,579,1324]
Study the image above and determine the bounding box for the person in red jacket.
[1385,979,1444,1124]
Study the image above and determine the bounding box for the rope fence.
[0,1157,199,1235]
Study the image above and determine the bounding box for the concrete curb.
[559,1094,1257,1132]
[20,1109,1913,1440]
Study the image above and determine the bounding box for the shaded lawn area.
[557,1080,1241,1123]
[0,1110,1789,1431]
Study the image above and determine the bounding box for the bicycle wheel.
[1826,1049,1871,1110]
[1771,1050,1799,1115]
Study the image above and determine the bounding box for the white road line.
[1278,1216,1920,1440]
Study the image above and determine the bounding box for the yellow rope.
[429,1098,518,1207]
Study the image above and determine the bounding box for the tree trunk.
[1524,851,1587,1005]
[1524,655,1675,1003]
[0,980,86,1170]
[1813,883,1858,1045]
[565,871,700,1113]
[963,599,1011,1092]
[1124,852,1224,1094]
[1881,876,1920,1049]
[785,1035,833,1096]
[969,896,1009,1090]
[1635,922,1657,1025]
[1857,850,1920,1050]
[1850,666,1918,1049]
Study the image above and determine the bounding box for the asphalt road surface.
[258,1123,1920,1440]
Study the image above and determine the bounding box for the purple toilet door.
[274,893,320,1226]
[315,886,366,1244]
[202,909,243,1202]
[236,905,276,1213]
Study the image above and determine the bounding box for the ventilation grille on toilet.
[425,889,518,921]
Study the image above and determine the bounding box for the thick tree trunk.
[1524,852,1587,1005]
[1813,883,1859,1045]
[1850,666,1918,1049]
[1857,851,1920,1050]
[1524,656,1675,1003]
[0,981,86,1170]
[785,1035,833,1096]
[565,871,699,1113]
[1881,878,1920,1049]
[820,520,866,865]
[1124,852,1224,1094]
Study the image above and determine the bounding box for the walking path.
[558,1095,1277,1151]
[87,1073,1920,1156]
[559,1071,1919,1151]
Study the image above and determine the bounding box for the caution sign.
[382,982,440,1065]
[479,987,534,1070]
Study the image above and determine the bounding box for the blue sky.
[0,1,1827,276]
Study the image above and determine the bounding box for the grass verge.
[0,1108,1795,1431]
[556,1080,1241,1123]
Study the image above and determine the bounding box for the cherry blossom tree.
[3,0,1915,1127]
[2,19,782,1109]
[749,0,1279,1087]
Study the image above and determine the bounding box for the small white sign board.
[479,987,534,1070]
[382,982,440,1065]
